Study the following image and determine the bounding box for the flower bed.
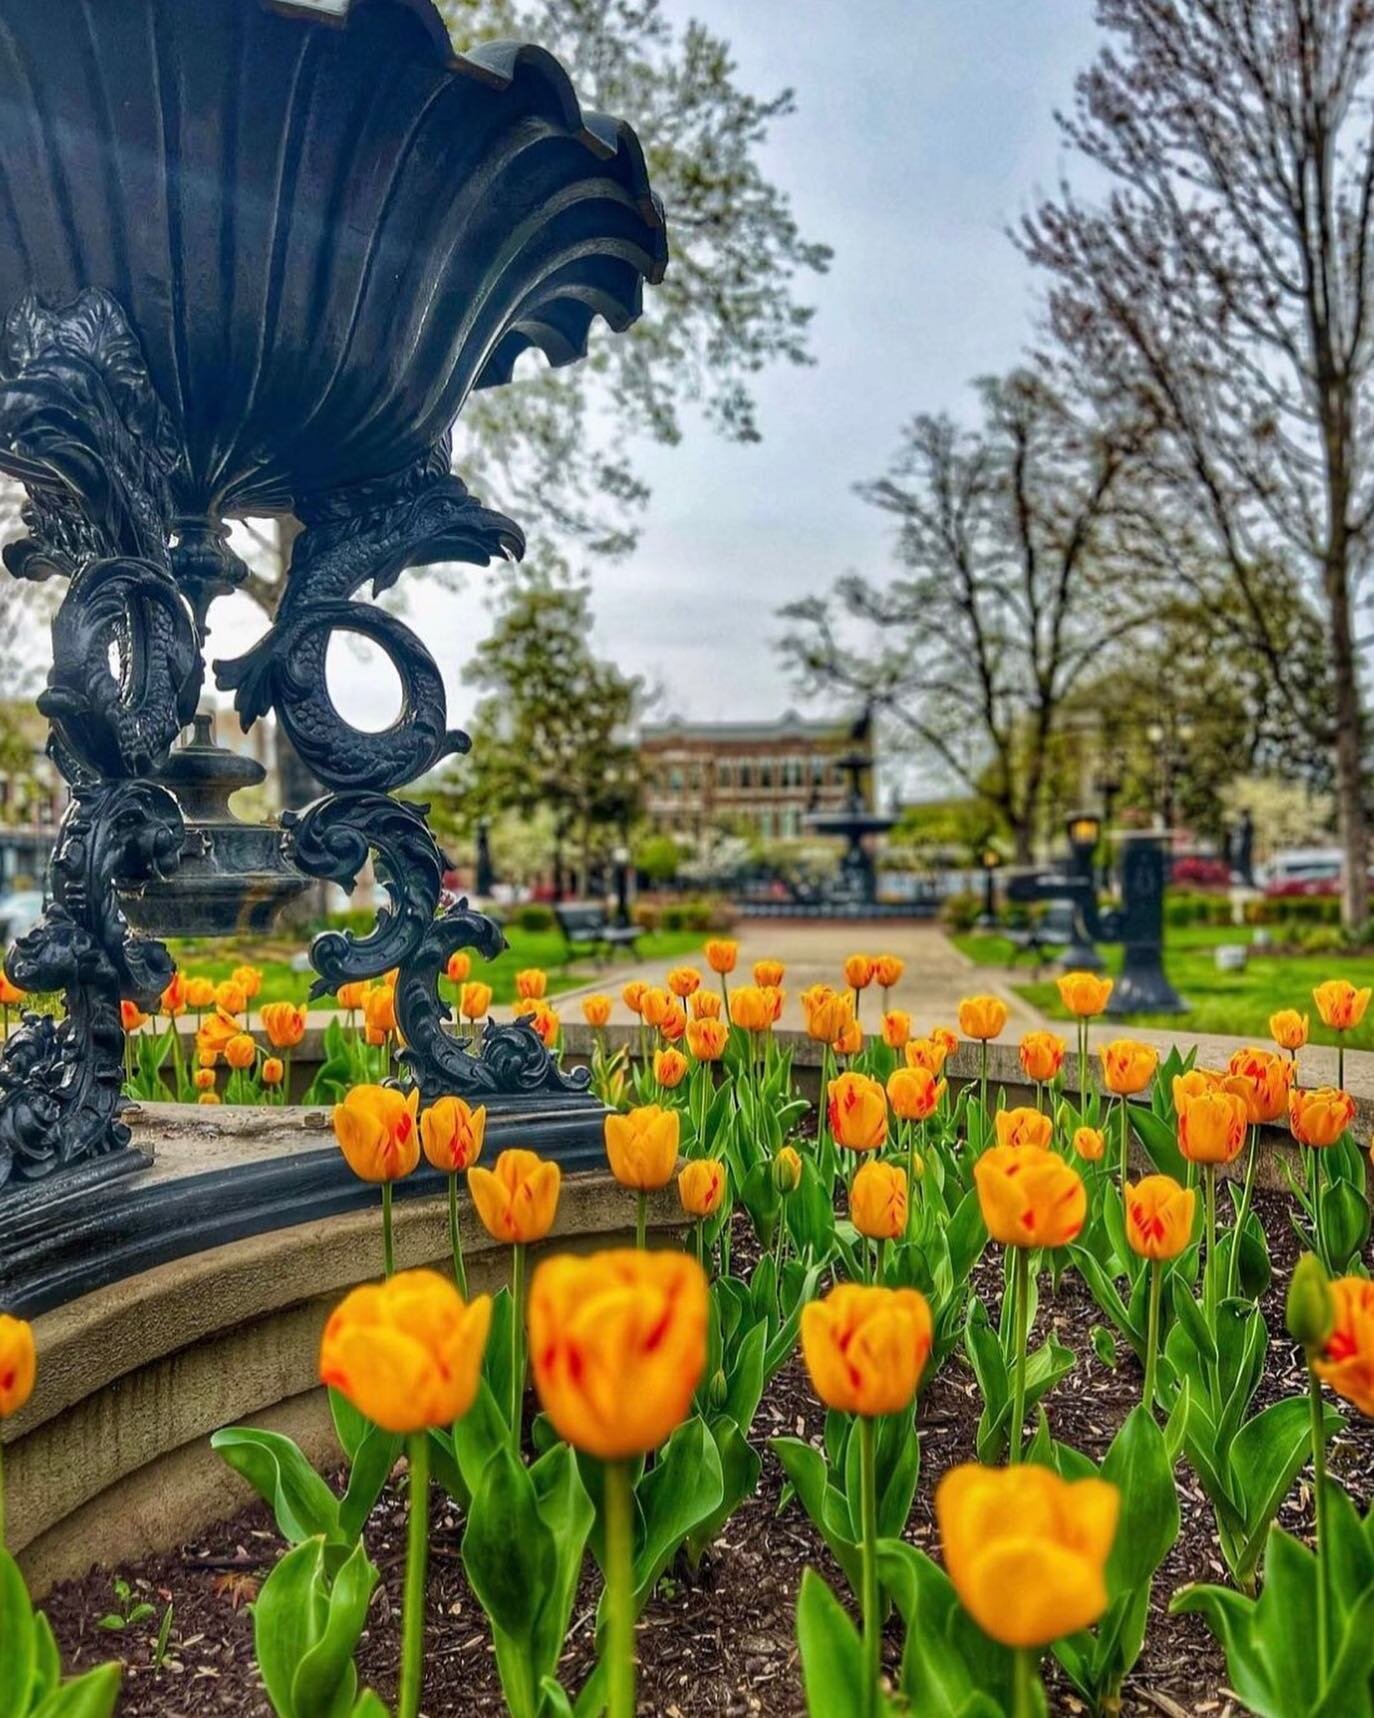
[2,948,1372,1717]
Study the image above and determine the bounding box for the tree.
[430,569,643,894]
[1019,0,1374,925]
[778,369,1157,862]
[231,0,829,615]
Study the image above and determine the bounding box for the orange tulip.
[1177,1088,1248,1165]
[1172,1068,1223,1107]
[1270,1009,1309,1052]
[1126,1175,1196,1261]
[1073,1126,1106,1162]
[832,1017,863,1057]
[120,999,149,1032]
[582,993,613,1028]
[261,1056,284,1087]
[881,1010,911,1050]
[931,1026,959,1060]
[332,1084,421,1183]
[1313,979,1371,1032]
[1313,1277,1374,1417]
[420,1096,486,1173]
[668,966,702,998]
[184,976,215,1010]
[730,985,776,1033]
[198,1090,221,1106]
[261,1000,307,1050]
[337,980,367,1012]
[753,959,785,989]
[516,999,560,1047]
[1224,1047,1293,1125]
[214,979,247,1016]
[802,984,854,1044]
[515,968,547,1001]
[460,981,492,1021]
[364,984,397,1038]
[937,1463,1118,1648]
[193,1067,215,1092]
[1018,1031,1066,1086]
[704,939,739,975]
[678,1158,727,1219]
[232,965,263,1001]
[873,954,904,990]
[659,1000,688,1044]
[530,1249,708,1459]
[224,1032,257,1071]
[801,1283,932,1416]
[686,1017,729,1061]
[160,973,188,1016]
[1056,971,1114,1017]
[654,1047,688,1088]
[605,1105,680,1190]
[975,1145,1086,1248]
[468,1149,561,1243]
[640,987,673,1029]
[844,953,877,990]
[1099,1039,1158,1096]
[827,1071,888,1152]
[994,1107,1054,1151]
[319,1269,490,1434]
[0,1314,36,1418]
[445,950,472,985]
[887,1065,944,1121]
[850,1159,908,1240]
[959,994,1008,1041]
[1289,1086,1356,1149]
[690,990,722,1021]
[622,979,648,1016]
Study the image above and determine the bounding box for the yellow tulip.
[319,1269,490,1434]
[975,1145,1086,1248]
[678,1158,727,1218]
[581,994,613,1028]
[1313,1277,1374,1417]
[0,1314,36,1418]
[332,1084,421,1183]
[232,964,263,1001]
[936,1463,1118,1648]
[1126,1175,1196,1261]
[730,985,776,1033]
[1018,1031,1066,1086]
[214,979,247,1016]
[515,968,548,1001]
[1313,979,1371,1032]
[605,1105,680,1190]
[1289,1086,1357,1149]
[364,984,397,1037]
[887,1065,943,1121]
[529,1249,708,1459]
[1072,1126,1106,1163]
[1176,1087,1248,1165]
[1056,971,1113,1018]
[1270,1009,1309,1051]
[1098,1039,1158,1096]
[468,1149,562,1243]
[184,976,215,1010]
[802,984,854,1044]
[261,1000,307,1050]
[640,987,674,1029]
[773,1145,803,1193]
[460,981,492,1021]
[994,1107,1054,1151]
[959,994,1008,1041]
[198,1090,221,1106]
[905,1036,949,1076]
[801,1283,932,1417]
[850,1160,908,1240]
[827,1071,888,1152]
[420,1096,486,1173]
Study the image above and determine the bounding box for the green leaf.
[1231,1397,1344,1585]
[253,1538,331,1718]
[771,1437,863,1597]
[452,1380,515,1498]
[338,1427,401,1545]
[291,1542,379,1718]
[629,1416,724,1615]
[29,1613,61,1707]
[329,1389,372,1464]
[795,1569,868,1718]
[686,1416,762,1569]
[210,1428,342,1547]
[27,1664,122,1718]
[0,1549,37,1718]
[464,1444,559,1718]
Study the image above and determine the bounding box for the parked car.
[0,889,44,944]
[1260,847,1364,898]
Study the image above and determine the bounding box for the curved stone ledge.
[5,1170,680,1595]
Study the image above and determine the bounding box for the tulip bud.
[709,1367,729,1411]
[1287,1252,1335,1354]
[772,1147,802,1194]
[909,1151,925,1181]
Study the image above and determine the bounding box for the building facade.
[638,711,868,841]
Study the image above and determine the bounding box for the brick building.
[638,711,868,841]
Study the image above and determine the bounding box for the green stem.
[1118,1095,1130,1193]
[1313,1149,1329,1271]
[1309,1364,1331,1690]
[905,1119,918,1241]
[0,1437,6,1551]
[397,1433,430,1718]
[635,1189,647,1251]
[1010,1244,1030,1464]
[1226,1127,1258,1300]
[979,1039,988,1127]
[1012,1648,1039,1718]
[510,1243,527,1449]
[448,1174,467,1297]
[1338,1039,1345,1093]
[605,1459,636,1718]
[1204,1166,1218,1331]
[859,1415,880,1718]
[1143,1260,1162,1417]
[381,1182,395,1279]
[1078,1018,1087,1101]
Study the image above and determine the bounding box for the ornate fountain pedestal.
[0,0,667,1303]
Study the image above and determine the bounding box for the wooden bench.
[554,901,641,962]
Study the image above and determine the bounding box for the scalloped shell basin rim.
[0,0,667,516]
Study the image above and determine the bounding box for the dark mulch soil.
[43,1187,1373,1717]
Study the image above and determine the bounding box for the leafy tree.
[431,569,643,894]
[778,369,1158,861]
[1019,0,1374,924]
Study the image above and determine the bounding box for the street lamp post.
[978,847,1002,929]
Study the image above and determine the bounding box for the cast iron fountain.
[0,0,667,1262]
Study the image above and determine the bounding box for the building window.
[739,762,753,789]
[759,808,773,838]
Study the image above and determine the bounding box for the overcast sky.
[202,1,1104,746]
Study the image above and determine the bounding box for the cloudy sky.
[201,1,1104,745]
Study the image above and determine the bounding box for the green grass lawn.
[954,925,1374,1050]
[165,925,703,1010]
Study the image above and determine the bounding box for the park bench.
[1003,900,1079,974]
[554,901,641,963]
